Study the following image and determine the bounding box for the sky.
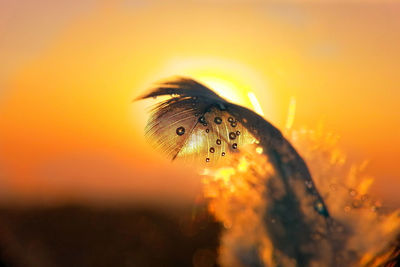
[0,0,399,207]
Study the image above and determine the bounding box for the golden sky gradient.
[0,0,399,206]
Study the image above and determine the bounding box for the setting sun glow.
[0,1,399,207]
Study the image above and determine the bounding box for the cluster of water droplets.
[206,115,239,162]
[288,125,400,266]
[198,123,400,267]
[174,105,242,163]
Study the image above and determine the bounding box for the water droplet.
[236,130,240,136]
[229,132,236,140]
[203,123,208,126]
[216,139,222,145]
[230,122,237,127]
[198,116,206,124]
[214,117,222,124]
[205,129,209,133]
[361,194,369,201]
[315,201,323,211]
[221,152,225,156]
[349,189,357,197]
[314,201,329,216]
[232,143,237,149]
[206,158,210,162]
[305,180,313,189]
[228,117,234,123]
[176,126,185,136]
[209,147,215,153]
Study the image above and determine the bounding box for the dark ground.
[0,205,221,267]
[0,205,398,267]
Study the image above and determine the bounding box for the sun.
[146,57,275,118]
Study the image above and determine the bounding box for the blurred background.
[0,0,399,266]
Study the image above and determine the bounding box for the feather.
[138,78,255,163]
[136,77,345,266]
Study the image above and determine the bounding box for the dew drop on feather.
[221,152,225,156]
[210,147,215,153]
[176,126,185,136]
[198,116,206,124]
[236,130,240,136]
[206,158,210,162]
[228,117,234,123]
[232,143,237,149]
[315,202,323,212]
[229,132,236,140]
[206,129,209,133]
[349,189,357,197]
[361,194,369,201]
[305,180,313,189]
[214,117,222,124]
[314,201,329,217]
[231,122,237,127]
[216,139,222,145]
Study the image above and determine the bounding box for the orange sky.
[0,0,399,206]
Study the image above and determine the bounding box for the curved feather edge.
[136,77,372,266]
